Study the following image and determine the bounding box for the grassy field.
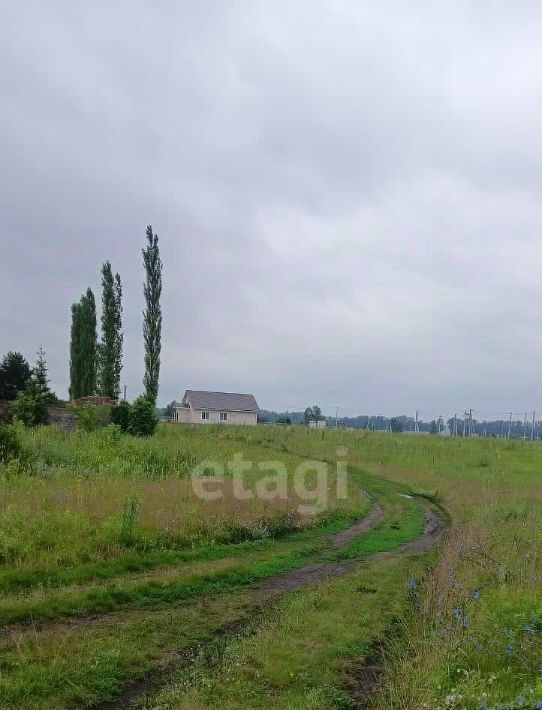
[0,422,540,708]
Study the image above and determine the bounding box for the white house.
[173,390,259,426]
[308,419,327,428]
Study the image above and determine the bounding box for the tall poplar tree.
[98,262,123,400]
[69,288,97,399]
[142,225,162,404]
[69,301,82,399]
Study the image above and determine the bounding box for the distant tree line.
[258,409,542,438]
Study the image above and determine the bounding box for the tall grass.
[0,423,368,575]
[237,426,542,708]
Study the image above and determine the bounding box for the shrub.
[73,404,111,432]
[0,424,20,464]
[110,400,132,433]
[129,396,158,437]
[104,423,123,444]
[77,404,98,432]
[11,379,48,427]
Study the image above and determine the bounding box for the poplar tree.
[69,301,83,399]
[98,262,123,399]
[69,288,97,399]
[142,225,162,405]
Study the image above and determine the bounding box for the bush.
[110,401,132,433]
[71,404,111,432]
[129,396,157,437]
[11,379,48,427]
[0,425,20,464]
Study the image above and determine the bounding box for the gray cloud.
[2,1,542,418]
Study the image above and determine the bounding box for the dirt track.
[252,500,444,598]
[97,498,446,709]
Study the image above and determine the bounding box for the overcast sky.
[2,1,542,417]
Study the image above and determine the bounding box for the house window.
[219,412,228,422]
[201,411,210,420]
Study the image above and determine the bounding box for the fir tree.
[142,226,162,404]
[0,351,31,401]
[34,347,56,404]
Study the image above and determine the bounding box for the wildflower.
[471,587,481,600]
[453,607,463,622]
[516,695,526,706]
[479,702,488,710]
[505,642,514,656]
[535,702,542,710]
[407,576,417,590]
[522,624,536,636]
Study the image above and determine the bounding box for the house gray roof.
[181,390,259,413]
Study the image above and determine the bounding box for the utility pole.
[453,413,457,437]
[523,413,528,440]
[469,409,473,436]
[531,411,536,441]
[462,411,467,437]
[335,405,339,428]
[507,411,512,439]
[123,385,127,402]
[415,410,419,433]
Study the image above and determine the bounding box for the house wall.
[174,407,257,426]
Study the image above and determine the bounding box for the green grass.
[0,423,368,573]
[0,475,417,627]
[243,427,542,709]
[2,422,540,708]
[0,421,426,708]
[141,555,427,710]
[0,592,255,709]
[0,506,361,596]
[330,499,425,560]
